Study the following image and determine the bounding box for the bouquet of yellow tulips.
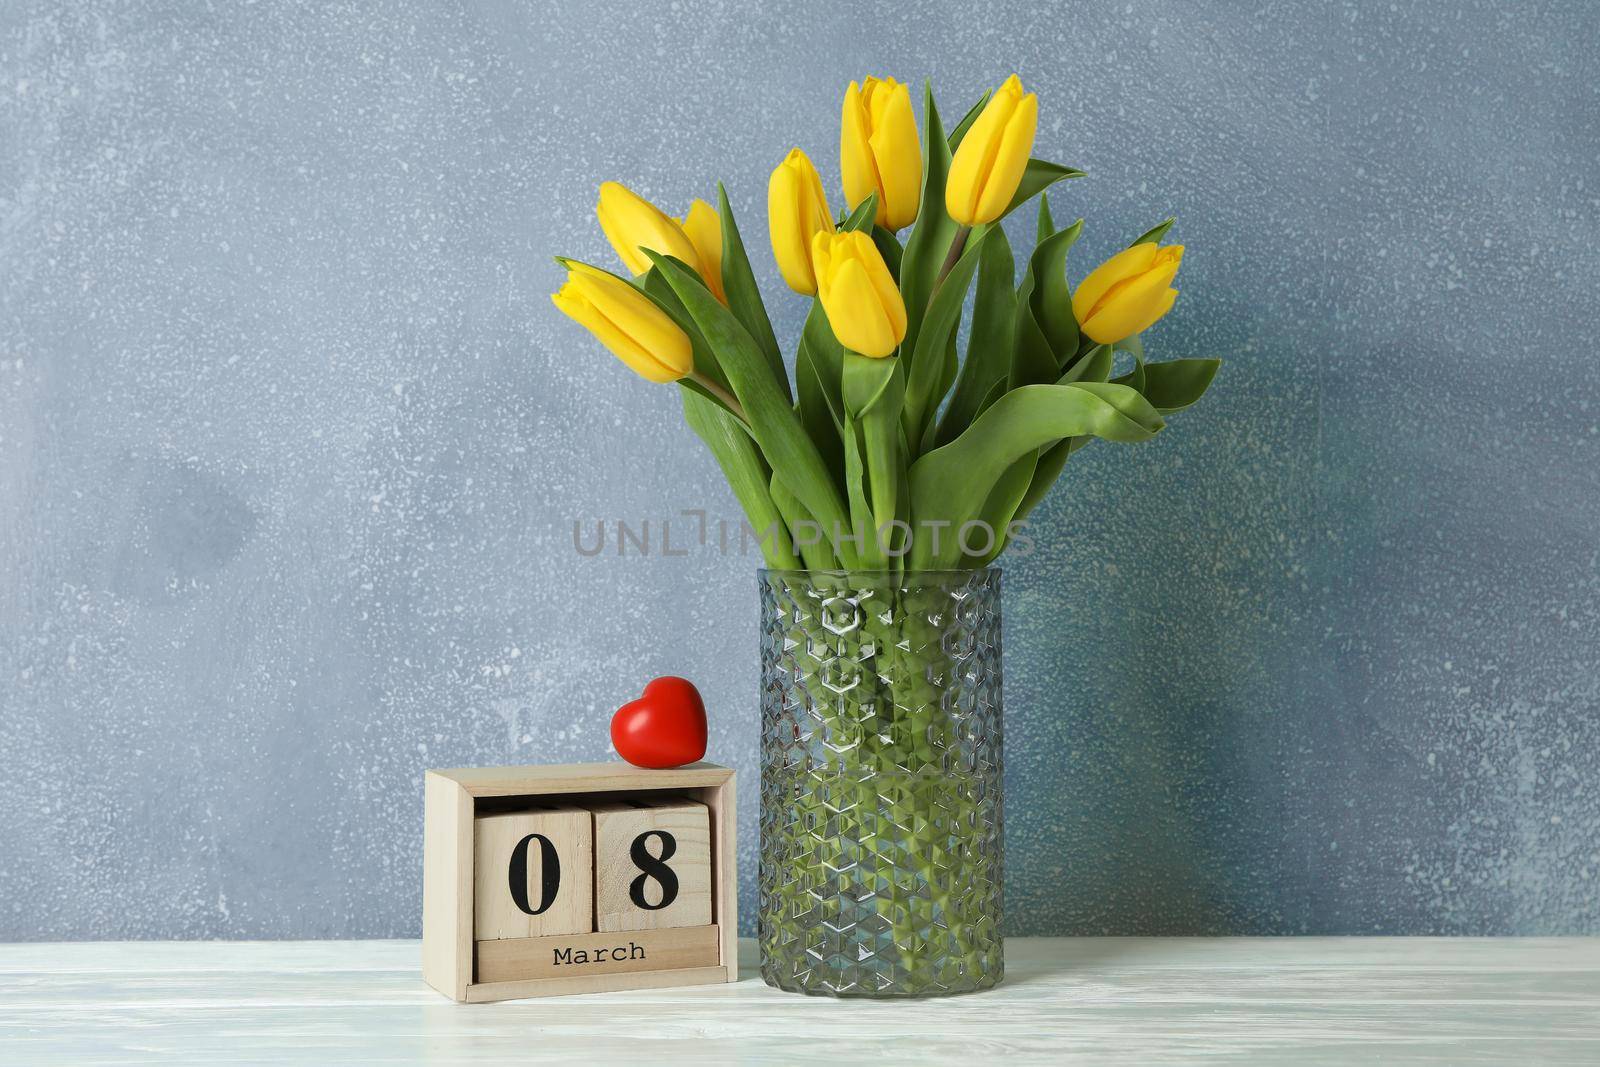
[554,74,1217,572]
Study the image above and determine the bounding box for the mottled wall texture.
[3,0,1598,940]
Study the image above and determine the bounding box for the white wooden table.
[3,938,1597,1064]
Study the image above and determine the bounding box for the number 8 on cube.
[592,798,712,931]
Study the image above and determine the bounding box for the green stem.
[687,370,748,424]
[933,225,972,292]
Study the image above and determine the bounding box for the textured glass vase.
[758,568,1003,998]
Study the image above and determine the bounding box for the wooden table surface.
[2,937,1597,1064]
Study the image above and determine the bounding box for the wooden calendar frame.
[422,761,737,1002]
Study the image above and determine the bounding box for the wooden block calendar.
[422,761,736,1002]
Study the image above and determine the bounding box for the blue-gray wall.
[3,1,1597,940]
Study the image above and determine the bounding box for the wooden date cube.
[592,798,712,932]
[423,762,735,1002]
[473,805,593,940]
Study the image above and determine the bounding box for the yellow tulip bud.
[551,261,694,383]
[767,148,834,295]
[810,230,907,358]
[680,198,725,303]
[596,181,704,279]
[945,74,1039,226]
[1071,243,1184,344]
[840,76,922,232]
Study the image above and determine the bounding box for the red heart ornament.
[610,676,708,769]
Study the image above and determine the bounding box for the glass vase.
[757,568,1004,997]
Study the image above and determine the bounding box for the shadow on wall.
[112,461,258,603]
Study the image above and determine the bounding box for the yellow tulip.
[596,181,704,278]
[767,148,834,294]
[945,74,1038,226]
[811,230,906,358]
[840,76,922,232]
[551,261,693,383]
[1071,243,1184,344]
[680,198,725,303]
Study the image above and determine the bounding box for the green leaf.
[1009,346,1118,524]
[769,472,838,571]
[871,225,904,281]
[840,406,882,568]
[935,225,1015,448]
[901,226,991,448]
[1012,438,1072,525]
[900,85,957,360]
[678,375,749,433]
[680,387,800,569]
[800,300,846,427]
[1033,217,1084,358]
[972,374,1009,420]
[795,335,844,487]
[1061,343,1113,385]
[974,450,1037,564]
[842,353,905,571]
[908,382,1164,567]
[1130,217,1176,246]
[921,323,962,453]
[647,251,857,566]
[1011,303,1057,389]
[1036,191,1056,244]
[1067,381,1167,427]
[1113,334,1147,394]
[638,265,731,393]
[842,192,878,233]
[1126,357,1221,413]
[947,91,990,150]
[842,349,899,414]
[715,186,787,400]
[999,159,1086,222]
[1010,219,1082,387]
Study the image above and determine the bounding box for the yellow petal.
[840,81,879,219]
[946,79,1022,224]
[802,151,831,229]
[1151,286,1180,325]
[824,258,897,357]
[552,282,683,383]
[768,161,812,294]
[1082,285,1179,345]
[1124,286,1180,337]
[1079,255,1184,344]
[870,81,922,230]
[1095,250,1180,323]
[681,198,725,303]
[852,231,907,344]
[597,199,650,275]
[768,148,830,295]
[863,76,893,126]
[568,265,680,357]
[811,229,837,300]
[971,91,1036,223]
[561,263,693,381]
[596,181,702,278]
[1071,243,1159,324]
[810,230,905,358]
